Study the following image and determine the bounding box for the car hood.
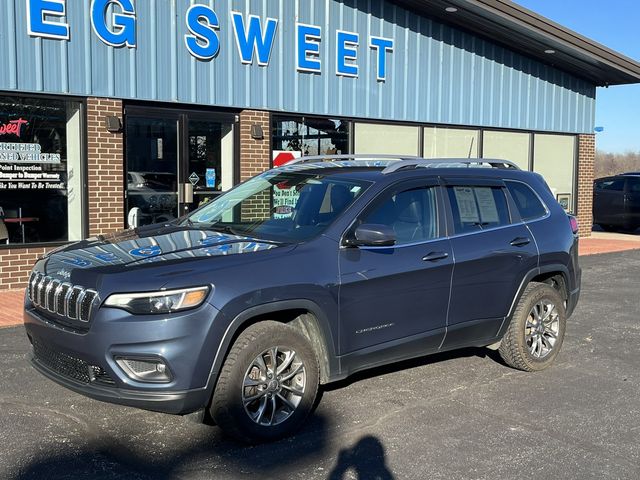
[42,225,283,278]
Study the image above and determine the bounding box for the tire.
[498,282,567,372]
[210,321,319,443]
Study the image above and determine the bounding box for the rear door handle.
[423,252,449,262]
[510,237,531,247]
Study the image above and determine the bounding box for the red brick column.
[577,134,595,237]
[87,98,125,236]
[239,110,271,181]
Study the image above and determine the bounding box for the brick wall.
[0,247,53,290]
[577,134,596,237]
[87,98,125,236]
[239,110,271,181]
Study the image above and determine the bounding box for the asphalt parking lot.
[1,251,639,480]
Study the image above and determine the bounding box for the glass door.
[125,107,238,227]
[125,115,180,226]
[180,113,237,216]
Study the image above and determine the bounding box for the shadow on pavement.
[11,414,334,480]
[328,436,395,480]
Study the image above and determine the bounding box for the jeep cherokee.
[23,156,581,442]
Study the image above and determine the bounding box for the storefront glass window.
[482,130,531,170]
[0,96,84,245]
[533,134,576,212]
[354,123,420,155]
[273,116,350,156]
[424,127,480,158]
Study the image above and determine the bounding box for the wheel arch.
[499,265,570,338]
[206,300,338,392]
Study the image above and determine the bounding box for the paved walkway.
[580,231,640,256]
[2,232,639,329]
[0,290,23,328]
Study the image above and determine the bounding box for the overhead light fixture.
[445,7,458,13]
[544,49,556,54]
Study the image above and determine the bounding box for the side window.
[628,178,640,193]
[447,186,511,234]
[597,179,625,191]
[506,181,548,221]
[361,186,439,245]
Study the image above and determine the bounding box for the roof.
[391,0,640,86]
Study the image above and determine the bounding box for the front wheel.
[499,282,567,372]
[210,321,319,443]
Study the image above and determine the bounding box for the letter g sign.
[91,0,137,48]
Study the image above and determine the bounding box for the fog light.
[116,358,172,383]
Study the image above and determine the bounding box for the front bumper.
[30,354,208,414]
[23,300,226,415]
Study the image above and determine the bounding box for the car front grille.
[28,272,98,325]
[32,337,115,387]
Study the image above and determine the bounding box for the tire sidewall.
[213,323,319,442]
[512,284,567,370]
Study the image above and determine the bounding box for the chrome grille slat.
[28,273,97,327]
[47,280,60,313]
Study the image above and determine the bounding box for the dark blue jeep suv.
[23,156,581,442]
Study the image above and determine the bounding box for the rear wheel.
[210,321,319,443]
[499,282,566,372]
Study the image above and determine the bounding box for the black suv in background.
[24,156,581,443]
[593,173,640,232]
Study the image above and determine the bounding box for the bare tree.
[595,150,640,178]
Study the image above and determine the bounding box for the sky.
[514,0,640,153]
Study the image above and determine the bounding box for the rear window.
[595,179,625,191]
[447,186,511,234]
[506,181,547,221]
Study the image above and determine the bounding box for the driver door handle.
[423,252,449,262]
[510,237,531,247]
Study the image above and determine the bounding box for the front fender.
[203,298,340,399]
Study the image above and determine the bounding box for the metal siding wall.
[0,0,596,133]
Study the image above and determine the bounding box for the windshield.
[185,171,371,242]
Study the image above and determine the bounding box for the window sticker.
[474,188,499,223]
[453,187,480,223]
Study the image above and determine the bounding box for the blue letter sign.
[27,0,70,40]
[184,5,220,61]
[91,0,136,48]
[370,37,394,81]
[296,24,322,73]
[336,30,359,77]
[231,12,278,66]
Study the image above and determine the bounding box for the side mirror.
[347,224,396,247]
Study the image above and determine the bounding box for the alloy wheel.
[242,347,306,426]
[525,300,560,359]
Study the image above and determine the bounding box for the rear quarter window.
[506,181,547,221]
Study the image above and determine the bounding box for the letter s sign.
[91,0,136,48]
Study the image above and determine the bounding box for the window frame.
[440,178,517,238]
[341,178,446,249]
[0,92,89,250]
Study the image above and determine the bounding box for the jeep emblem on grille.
[56,270,72,280]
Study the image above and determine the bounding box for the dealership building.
[1,0,639,291]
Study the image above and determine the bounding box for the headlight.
[104,286,210,315]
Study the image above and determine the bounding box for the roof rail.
[381,158,521,174]
[287,154,423,165]
[281,154,521,173]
